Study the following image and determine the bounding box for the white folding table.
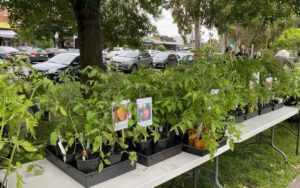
[234,106,299,162]
[1,143,230,188]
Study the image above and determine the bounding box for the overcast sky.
[152,9,219,42]
[152,9,179,37]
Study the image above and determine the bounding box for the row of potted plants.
[0,54,299,188]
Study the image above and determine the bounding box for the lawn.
[159,119,300,188]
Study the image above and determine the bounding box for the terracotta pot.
[194,138,207,149]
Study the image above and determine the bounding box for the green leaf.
[16,162,23,169]
[0,141,5,150]
[98,162,104,172]
[92,136,102,153]
[59,106,67,116]
[26,164,35,173]
[50,131,58,146]
[19,140,37,152]
[104,159,111,165]
[33,169,44,176]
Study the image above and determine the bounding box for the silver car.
[111,50,153,73]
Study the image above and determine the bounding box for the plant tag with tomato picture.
[112,100,130,131]
[137,97,153,127]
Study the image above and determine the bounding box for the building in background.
[144,34,183,51]
[0,10,17,46]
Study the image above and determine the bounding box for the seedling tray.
[273,103,284,111]
[245,111,259,120]
[137,143,182,167]
[259,106,273,115]
[183,140,227,157]
[235,114,246,123]
[46,149,136,188]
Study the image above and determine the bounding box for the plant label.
[250,72,260,89]
[112,100,130,131]
[175,128,180,136]
[266,77,273,89]
[211,89,219,95]
[137,97,153,127]
[58,141,66,155]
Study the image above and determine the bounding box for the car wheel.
[149,63,153,69]
[131,65,138,73]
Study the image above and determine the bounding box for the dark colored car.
[110,50,153,73]
[18,46,48,63]
[0,46,30,63]
[152,52,178,69]
[46,48,67,58]
[32,53,80,80]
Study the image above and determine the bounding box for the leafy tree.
[168,0,299,49]
[271,27,300,50]
[157,44,166,51]
[0,0,165,70]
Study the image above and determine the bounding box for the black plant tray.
[183,140,227,157]
[46,149,136,188]
[137,143,182,167]
[259,106,273,115]
[245,111,259,120]
[273,103,284,111]
[235,114,246,123]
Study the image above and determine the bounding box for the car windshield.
[48,54,78,65]
[154,53,169,59]
[0,47,18,53]
[19,47,34,52]
[118,51,139,58]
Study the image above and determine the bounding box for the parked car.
[46,48,67,58]
[18,46,48,63]
[148,50,160,57]
[106,47,124,61]
[32,53,80,79]
[152,52,178,69]
[177,51,194,61]
[179,55,194,64]
[110,50,152,73]
[0,46,30,63]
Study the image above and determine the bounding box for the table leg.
[271,127,288,163]
[193,168,197,188]
[297,110,300,155]
[215,156,223,188]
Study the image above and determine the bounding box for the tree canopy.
[271,27,300,50]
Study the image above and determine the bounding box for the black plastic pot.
[75,153,101,173]
[235,114,246,123]
[167,131,176,147]
[46,148,136,188]
[273,103,284,111]
[259,106,273,115]
[153,137,168,153]
[55,141,82,163]
[103,144,123,165]
[135,139,153,156]
[245,110,259,120]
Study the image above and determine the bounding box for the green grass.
[158,120,300,188]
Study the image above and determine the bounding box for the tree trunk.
[194,18,201,49]
[221,32,228,53]
[70,0,106,71]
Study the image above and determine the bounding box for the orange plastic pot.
[194,139,207,149]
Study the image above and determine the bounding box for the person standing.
[235,44,249,58]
